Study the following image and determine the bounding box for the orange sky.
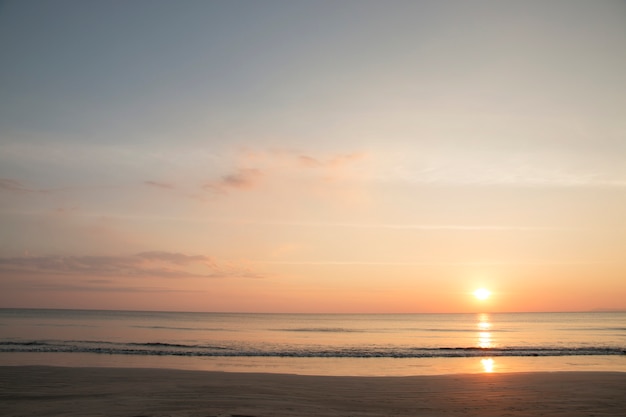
[1,1,625,313]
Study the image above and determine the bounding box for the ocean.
[1,309,625,375]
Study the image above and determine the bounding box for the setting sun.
[473,288,491,301]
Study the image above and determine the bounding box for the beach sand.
[1,366,625,416]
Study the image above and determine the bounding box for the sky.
[1,0,625,313]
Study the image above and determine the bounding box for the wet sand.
[1,366,625,416]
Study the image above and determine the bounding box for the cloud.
[0,178,43,193]
[381,149,626,188]
[144,180,175,189]
[239,220,574,231]
[0,252,262,279]
[221,168,263,189]
[239,148,367,170]
[203,168,263,194]
[297,152,366,169]
[17,280,185,293]
[135,251,217,266]
[403,169,626,188]
[297,155,322,168]
[136,148,368,201]
[202,149,368,196]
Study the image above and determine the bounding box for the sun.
[473,288,491,300]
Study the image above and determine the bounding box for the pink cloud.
[200,149,367,198]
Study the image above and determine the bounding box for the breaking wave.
[1,340,624,358]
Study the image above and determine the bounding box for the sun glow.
[473,288,491,300]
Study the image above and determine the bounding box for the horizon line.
[1,306,624,315]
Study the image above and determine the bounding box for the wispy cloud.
[257,260,611,266]
[405,170,626,188]
[0,178,43,193]
[229,220,576,231]
[197,148,369,201]
[203,168,264,194]
[383,150,626,188]
[220,168,263,189]
[297,152,366,169]
[19,280,189,293]
[135,251,217,266]
[0,252,262,279]
[144,180,176,190]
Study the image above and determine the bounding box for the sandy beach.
[1,366,625,417]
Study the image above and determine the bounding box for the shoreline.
[2,366,625,416]
[2,351,626,376]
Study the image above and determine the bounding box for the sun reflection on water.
[478,332,492,348]
[481,358,495,373]
[477,321,491,330]
[476,313,493,348]
[477,314,495,372]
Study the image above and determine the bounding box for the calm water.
[1,309,625,375]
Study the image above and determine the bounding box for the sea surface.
[1,309,625,375]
